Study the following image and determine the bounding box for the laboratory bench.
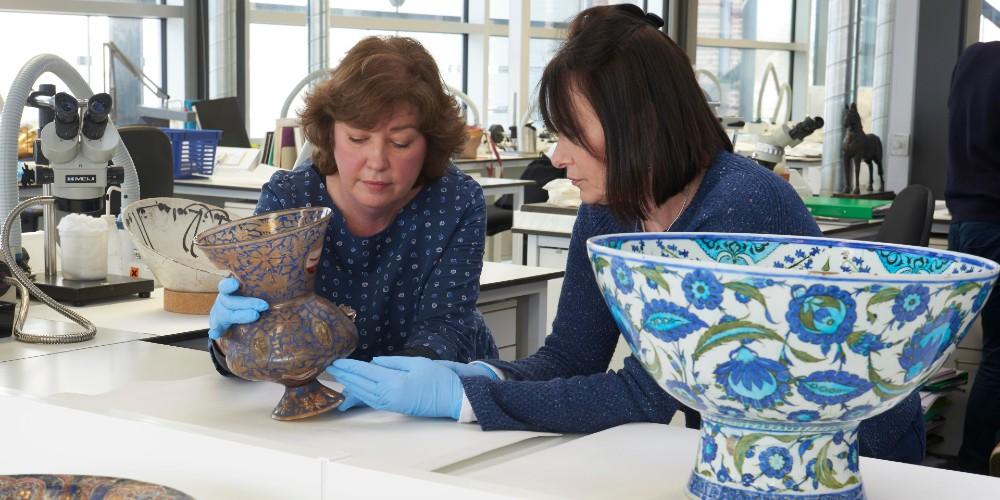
[1,341,997,499]
[10,261,562,365]
[1,226,996,499]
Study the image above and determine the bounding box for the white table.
[932,207,952,235]
[1,365,995,499]
[0,319,153,363]
[457,423,1000,500]
[454,152,540,176]
[16,261,562,362]
[0,341,559,500]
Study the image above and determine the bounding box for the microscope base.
[33,274,154,307]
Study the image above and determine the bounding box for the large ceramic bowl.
[122,197,233,292]
[587,233,998,500]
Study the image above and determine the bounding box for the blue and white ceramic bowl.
[587,233,998,500]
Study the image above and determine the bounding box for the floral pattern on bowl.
[588,233,998,499]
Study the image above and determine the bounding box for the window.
[490,0,510,23]
[488,36,511,127]
[250,0,307,13]
[983,0,1000,41]
[806,0,881,126]
[530,0,643,28]
[697,0,793,43]
[248,23,307,139]
[329,28,464,90]
[330,0,463,21]
[696,47,792,122]
[695,0,801,124]
[0,11,165,127]
[527,38,560,120]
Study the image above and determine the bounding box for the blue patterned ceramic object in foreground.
[195,207,359,420]
[587,233,998,499]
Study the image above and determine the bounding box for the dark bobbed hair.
[300,36,466,184]
[539,4,733,223]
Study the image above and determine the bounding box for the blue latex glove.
[336,391,368,412]
[207,277,269,340]
[326,357,464,419]
[435,360,500,380]
[334,361,492,412]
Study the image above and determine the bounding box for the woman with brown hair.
[329,5,924,463]
[207,36,498,398]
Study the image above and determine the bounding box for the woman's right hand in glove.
[207,277,269,340]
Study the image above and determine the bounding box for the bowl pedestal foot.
[686,416,865,499]
[271,379,345,421]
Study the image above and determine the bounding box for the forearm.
[462,356,679,433]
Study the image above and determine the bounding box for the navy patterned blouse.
[213,161,497,367]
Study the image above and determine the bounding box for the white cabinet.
[480,299,518,358]
[537,246,567,335]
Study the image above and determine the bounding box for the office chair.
[486,155,566,237]
[109,125,175,215]
[874,184,934,247]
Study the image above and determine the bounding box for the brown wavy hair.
[300,36,466,184]
[539,4,733,223]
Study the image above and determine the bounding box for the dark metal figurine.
[842,103,885,194]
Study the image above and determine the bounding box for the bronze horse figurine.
[841,103,884,194]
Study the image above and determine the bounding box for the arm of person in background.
[402,173,498,362]
[328,354,678,429]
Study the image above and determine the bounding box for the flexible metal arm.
[446,85,481,127]
[280,69,329,119]
[104,42,169,107]
[755,61,792,124]
[1,196,97,344]
[695,68,723,110]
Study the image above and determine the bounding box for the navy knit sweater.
[464,151,925,463]
[945,41,1000,223]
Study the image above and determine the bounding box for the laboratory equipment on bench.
[750,115,825,170]
[0,54,150,343]
[23,87,154,307]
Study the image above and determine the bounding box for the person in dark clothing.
[328,5,925,463]
[946,41,1000,475]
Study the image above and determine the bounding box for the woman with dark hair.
[207,36,498,392]
[329,5,924,463]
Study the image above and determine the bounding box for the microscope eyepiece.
[52,92,80,140]
[81,93,113,140]
[788,116,825,141]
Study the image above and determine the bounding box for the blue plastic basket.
[159,128,222,179]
